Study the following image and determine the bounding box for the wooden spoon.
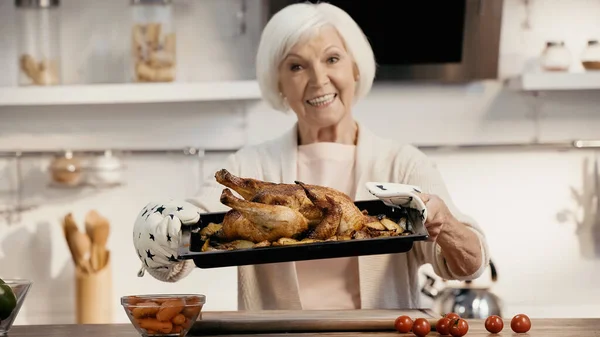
[84,213,98,271]
[85,210,110,271]
[70,230,92,274]
[93,222,109,270]
[63,213,81,266]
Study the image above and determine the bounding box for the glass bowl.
[0,279,33,336]
[121,294,205,337]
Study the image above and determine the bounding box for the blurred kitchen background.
[1,0,600,326]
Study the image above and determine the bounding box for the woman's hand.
[416,192,483,277]
[416,192,455,242]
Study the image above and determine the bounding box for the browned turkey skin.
[200,169,411,251]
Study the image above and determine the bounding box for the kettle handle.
[490,259,498,282]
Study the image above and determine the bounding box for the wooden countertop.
[6,318,600,337]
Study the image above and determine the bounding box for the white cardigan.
[161,122,489,310]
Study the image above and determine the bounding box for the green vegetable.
[0,278,17,321]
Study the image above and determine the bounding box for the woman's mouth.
[306,93,337,107]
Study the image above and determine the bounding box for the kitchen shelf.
[0,80,262,106]
[508,72,600,91]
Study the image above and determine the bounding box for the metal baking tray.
[177,199,429,268]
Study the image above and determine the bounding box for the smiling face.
[278,25,359,129]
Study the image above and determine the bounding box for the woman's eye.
[328,57,339,64]
[290,64,302,71]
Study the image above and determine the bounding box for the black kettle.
[421,260,503,318]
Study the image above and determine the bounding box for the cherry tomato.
[511,314,531,333]
[449,318,469,337]
[412,318,431,337]
[444,312,461,321]
[485,315,504,333]
[394,315,413,333]
[436,317,452,335]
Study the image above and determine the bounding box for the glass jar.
[581,40,600,71]
[15,0,61,86]
[49,151,82,187]
[84,150,125,187]
[130,0,176,83]
[540,41,571,72]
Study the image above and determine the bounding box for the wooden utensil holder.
[75,253,113,324]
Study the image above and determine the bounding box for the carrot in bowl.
[156,299,185,322]
[137,318,173,334]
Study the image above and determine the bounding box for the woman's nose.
[308,64,330,87]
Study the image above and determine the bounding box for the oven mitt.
[133,199,201,279]
[365,182,428,223]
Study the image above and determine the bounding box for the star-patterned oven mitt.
[364,182,428,223]
[133,199,200,282]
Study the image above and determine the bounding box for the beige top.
[146,122,490,312]
[295,142,361,310]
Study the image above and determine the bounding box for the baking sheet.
[178,199,429,268]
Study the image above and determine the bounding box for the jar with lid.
[15,0,61,86]
[540,41,571,72]
[49,150,82,187]
[130,0,176,83]
[84,150,125,187]
[581,40,600,71]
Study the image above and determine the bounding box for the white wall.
[1,0,600,325]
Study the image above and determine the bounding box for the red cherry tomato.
[436,317,452,335]
[444,312,461,321]
[394,315,413,333]
[511,314,531,333]
[449,318,469,337]
[412,318,431,337]
[485,315,504,333]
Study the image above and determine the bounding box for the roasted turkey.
[201,169,409,250]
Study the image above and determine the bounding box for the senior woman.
[133,2,489,311]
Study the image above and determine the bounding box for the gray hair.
[256,2,376,112]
